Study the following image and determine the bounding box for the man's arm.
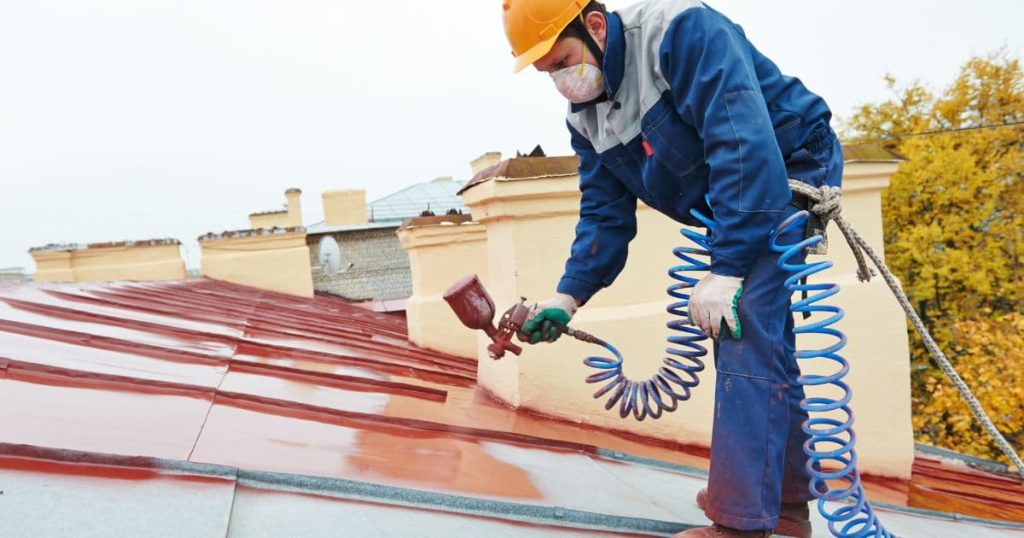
[659,7,792,278]
[556,122,639,305]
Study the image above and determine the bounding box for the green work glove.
[688,273,744,340]
[518,293,579,344]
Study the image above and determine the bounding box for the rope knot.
[810,185,843,222]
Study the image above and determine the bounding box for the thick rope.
[789,180,1024,478]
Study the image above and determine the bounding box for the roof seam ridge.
[237,470,687,535]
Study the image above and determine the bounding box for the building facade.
[306,176,473,305]
[308,224,412,302]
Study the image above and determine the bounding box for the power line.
[879,119,1024,140]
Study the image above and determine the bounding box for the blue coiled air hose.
[770,210,891,538]
[581,206,713,422]
[575,207,889,537]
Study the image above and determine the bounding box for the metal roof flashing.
[459,156,581,195]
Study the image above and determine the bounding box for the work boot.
[694,489,812,538]
[672,524,770,537]
[776,501,812,538]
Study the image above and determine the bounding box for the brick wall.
[307,227,411,301]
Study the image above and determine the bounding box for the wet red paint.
[1,279,1021,524]
[0,376,213,460]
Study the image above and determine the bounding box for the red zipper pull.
[642,139,654,157]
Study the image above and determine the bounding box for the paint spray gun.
[443,274,605,360]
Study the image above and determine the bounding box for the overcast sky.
[3,0,1023,272]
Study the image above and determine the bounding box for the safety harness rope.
[790,180,1024,478]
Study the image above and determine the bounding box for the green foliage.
[847,49,1024,462]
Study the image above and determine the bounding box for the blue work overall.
[705,140,844,530]
[554,1,844,531]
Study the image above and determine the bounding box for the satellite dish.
[317,236,342,276]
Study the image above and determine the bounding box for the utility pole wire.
[877,119,1024,140]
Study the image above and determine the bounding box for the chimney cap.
[458,154,580,195]
[471,151,502,162]
[249,208,287,217]
[86,238,182,249]
[285,188,302,194]
[29,242,87,253]
[29,238,182,252]
[198,226,306,241]
[399,213,475,230]
[323,188,366,195]
[515,145,546,158]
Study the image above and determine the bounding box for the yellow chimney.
[29,246,76,282]
[285,188,303,227]
[30,239,186,282]
[470,152,502,177]
[198,228,313,297]
[249,211,289,229]
[322,189,368,227]
[397,214,487,359]
[249,189,303,229]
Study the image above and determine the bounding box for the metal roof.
[367,178,468,223]
[304,179,470,235]
[842,143,904,162]
[1,279,1022,536]
[304,220,399,236]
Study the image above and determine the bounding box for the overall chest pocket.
[640,101,704,199]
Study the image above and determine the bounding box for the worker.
[503,1,843,537]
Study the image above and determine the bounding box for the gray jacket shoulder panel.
[567,0,705,153]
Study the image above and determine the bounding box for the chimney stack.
[322,189,368,227]
[285,188,303,227]
[470,152,502,177]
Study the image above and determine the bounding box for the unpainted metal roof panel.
[0,457,235,538]
[226,486,651,537]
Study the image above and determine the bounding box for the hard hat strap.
[566,13,605,68]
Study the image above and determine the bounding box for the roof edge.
[915,442,1015,477]
[4,441,1021,531]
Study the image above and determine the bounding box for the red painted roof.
[1,279,1021,534]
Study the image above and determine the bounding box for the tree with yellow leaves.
[917,315,1024,462]
[847,49,1024,463]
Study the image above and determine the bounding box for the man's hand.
[518,293,579,344]
[688,273,744,340]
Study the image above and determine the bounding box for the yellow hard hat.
[503,0,590,73]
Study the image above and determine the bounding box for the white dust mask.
[549,44,604,104]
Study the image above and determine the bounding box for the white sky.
[2,0,1023,271]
